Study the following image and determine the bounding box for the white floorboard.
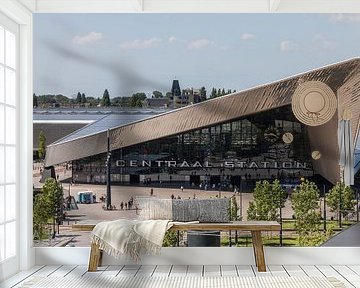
[50,265,77,277]
[316,265,353,288]
[0,266,45,288]
[283,265,307,277]
[221,265,238,277]
[2,265,360,287]
[186,265,203,277]
[102,265,124,277]
[169,265,187,277]
[268,265,289,277]
[236,265,255,277]
[203,265,221,277]
[117,265,140,277]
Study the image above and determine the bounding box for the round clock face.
[311,150,321,160]
[264,127,280,143]
[282,132,294,144]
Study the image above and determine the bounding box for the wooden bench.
[72,221,280,273]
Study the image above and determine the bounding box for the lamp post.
[356,188,359,223]
[279,194,283,247]
[323,184,326,232]
[106,129,112,210]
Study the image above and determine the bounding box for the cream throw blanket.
[91,219,173,261]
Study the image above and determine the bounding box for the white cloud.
[280,40,298,52]
[119,38,162,49]
[168,36,177,43]
[187,39,214,50]
[73,32,103,45]
[328,13,360,23]
[313,34,337,50]
[241,33,256,41]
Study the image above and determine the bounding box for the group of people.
[119,197,134,210]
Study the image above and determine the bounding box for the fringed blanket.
[91,219,172,261]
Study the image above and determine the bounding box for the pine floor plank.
[0,266,45,288]
[169,265,187,277]
[152,265,172,277]
[102,265,124,277]
[283,265,307,277]
[65,265,88,277]
[236,265,255,277]
[203,265,221,277]
[49,266,77,277]
[300,265,324,277]
[268,265,289,277]
[117,265,141,277]
[186,265,203,277]
[221,265,238,277]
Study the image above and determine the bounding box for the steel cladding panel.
[45,58,360,185]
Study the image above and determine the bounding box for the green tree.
[200,86,207,101]
[327,182,355,221]
[33,178,63,240]
[247,179,285,221]
[33,93,38,108]
[210,88,217,99]
[229,196,239,221]
[130,92,146,107]
[291,180,321,246]
[221,88,225,96]
[152,90,163,98]
[102,89,111,106]
[76,92,82,104]
[81,93,86,104]
[38,131,46,160]
[217,88,221,97]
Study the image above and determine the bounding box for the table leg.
[88,242,102,272]
[251,231,266,272]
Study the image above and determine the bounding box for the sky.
[34,13,360,99]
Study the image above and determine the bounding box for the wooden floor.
[2,265,360,288]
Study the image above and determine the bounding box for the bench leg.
[88,242,102,272]
[251,231,266,272]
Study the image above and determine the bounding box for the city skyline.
[34,14,360,98]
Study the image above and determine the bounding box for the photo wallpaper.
[33,14,360,248]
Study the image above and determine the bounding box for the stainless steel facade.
[45,58,360,184]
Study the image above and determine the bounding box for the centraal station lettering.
[115,160,308,169]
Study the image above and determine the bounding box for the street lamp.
[106,129,112,210]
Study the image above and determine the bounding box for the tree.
[291,180,321,246]
[327,182,355,221]
[76,92,82,104]
[33,178,63,240]
[130,92,146,107]
[102,89,111,106]
[221,88,225,96]
[33,93,38,108]
[247,179,285,221]
[152,91,163,98]
[210,88,217,99]
[81,93,86,104]
[199,87,207,101]
[229,196,239,221]
[38,131,46,160]
[217,88,221,97]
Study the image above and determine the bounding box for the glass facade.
[73,106,314,188]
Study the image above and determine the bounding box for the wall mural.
[33,14,360,249]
